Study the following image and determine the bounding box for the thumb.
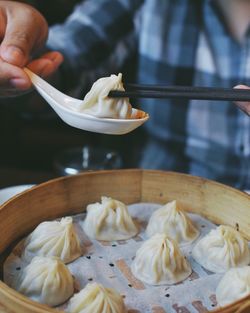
[0,7,48,67]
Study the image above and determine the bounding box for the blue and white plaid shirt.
[48,0,250,189]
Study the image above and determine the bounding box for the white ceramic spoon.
[24,68,149,135]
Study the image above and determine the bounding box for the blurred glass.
[54,146,123,176]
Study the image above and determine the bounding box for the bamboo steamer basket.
[0,169,249,313]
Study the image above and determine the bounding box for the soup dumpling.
[78,73,132,119]
[82,196,138,241]
[66,282,126,313]
[23,217,82,263]
[192,225,250,273]
[131,233,192,285]
[216,266,250,307]
[146,200,199,244]
[13,256,74,306]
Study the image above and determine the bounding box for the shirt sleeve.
[47,0,143,72]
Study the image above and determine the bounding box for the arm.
[47,0,143,72]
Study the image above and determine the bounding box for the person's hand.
[0,1,63,92]
[234,85,250,116]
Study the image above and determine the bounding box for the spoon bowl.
[24,68,149,135]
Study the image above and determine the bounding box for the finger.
[234,85,250,116]
[234,84,250,90]
[27,51,64,78]
[0,57,31,90]
[0,5,48,67]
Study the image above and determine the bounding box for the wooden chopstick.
[108,85,250,102]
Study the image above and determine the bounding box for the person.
[0,0,250,189]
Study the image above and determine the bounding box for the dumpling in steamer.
[146,200,199,244]
[82,196,138,241]
[192,225,250,273]
[23,217,82,263]
[131,233,192,285]
[13,256,74,306]
[216,266,250,307]
[66,282,126,313]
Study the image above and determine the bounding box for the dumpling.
[23,216,82,263]
[131,233,192,285]
[78,73,132,119]
[192,225,250,273]
[66,282,126,313]
[82,196,138,241]
[146,200,199,244]
[13,256,74,306]
[216,266,250,307]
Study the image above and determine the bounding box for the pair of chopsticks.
[109,84,250,102]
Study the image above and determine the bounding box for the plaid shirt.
[47,0,250,189]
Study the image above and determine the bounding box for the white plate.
[0,185,35,206]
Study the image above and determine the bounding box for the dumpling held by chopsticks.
[78,73,144,119]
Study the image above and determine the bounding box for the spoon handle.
[24,68,82,109]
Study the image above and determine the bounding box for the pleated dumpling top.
[192,225,250,273]
[23,217,82,263]
[66,282,127,313]
[13,256,74,306]
[131,233,192,285]
[146,200,199,244]
[78,73,132,119]
[82,196,138,241]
